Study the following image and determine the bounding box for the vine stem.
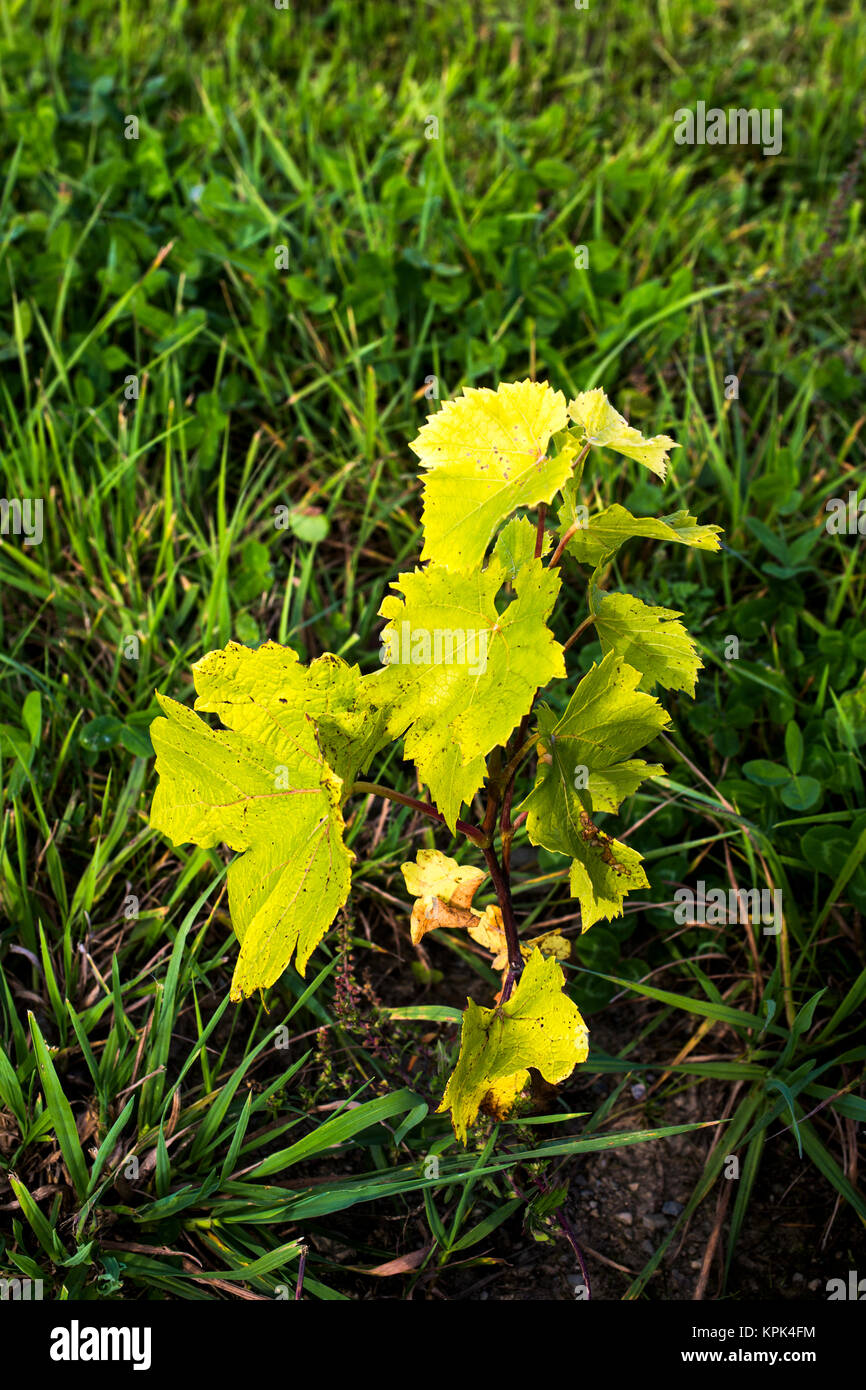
[353,469,602,1004]
[349,781,489,848]
[500,774,516,874]
[499,731,538,790]
[563,612,596,653]
[482,843,523,1002]
[548,523,579,569]
[352,784,522,998]
[546,441,591,568]
[507,1169,592,1299]
[295,1243,308,1301]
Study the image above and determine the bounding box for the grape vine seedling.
[150,380,722,1141]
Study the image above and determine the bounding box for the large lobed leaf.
[369,555,565,830]
[150,642,365,999]
[192,641,390,789]
[593,591,703,697]
[413,379,574,572]
[521,652,670,928]
[439,950,589,1142]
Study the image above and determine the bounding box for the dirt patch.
[319,974,865,1300]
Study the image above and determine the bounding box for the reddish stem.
[482,843,523,999]
[350,781,488,848]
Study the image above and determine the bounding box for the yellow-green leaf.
[368,556,565,830]
[594,592,703,696]
[192,641,389,791]
[493,515,551,580]
[491,927,572,972]
[569,831,649,930]
[150,689,352,999]
[521,653,667,927]
[413,379,572,571]
[568,388,679,480]
[439,950,589,1142]
[559,499,723,569]
[523,652,670,824]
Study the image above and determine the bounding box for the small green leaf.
[742,759,792,788]
[289,510,329,544]
[493,515,551,579]
[79,715,124,752]
[559,501,722,568]
[119,724,153,758]
[593,591,702,696]
[21,690,42,745]
[568,388,679,479]
[779,775,822,811]
[783,722,806,778]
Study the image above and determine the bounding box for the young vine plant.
[150,380,722,1142]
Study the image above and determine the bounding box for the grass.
[0,0,864,1300]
